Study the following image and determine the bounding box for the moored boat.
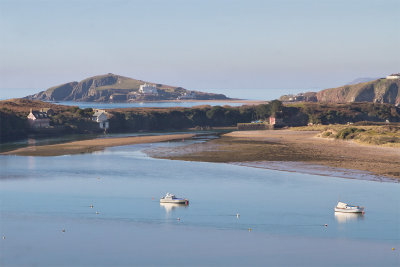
[160,193,189,205]
[334,201,364,213]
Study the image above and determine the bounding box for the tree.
[270,100,283,115]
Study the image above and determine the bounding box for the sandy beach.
[1,133,195,156]
[147,130,400,180]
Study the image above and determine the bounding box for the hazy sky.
[0,0,399,99]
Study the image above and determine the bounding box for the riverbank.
[1,133,195,156]
[147,130,400,180]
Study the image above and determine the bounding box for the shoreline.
[48,99,268,106]
[231,161,398,183]
[0,133,195,156]
[145,129,400,180]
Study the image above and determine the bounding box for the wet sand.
[1,134,195,156]
[147,130,400,180]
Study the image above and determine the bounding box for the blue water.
[53,101,245,109]
[0,140,399,266]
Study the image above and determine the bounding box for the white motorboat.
[160,193,189,205]
[334,201,364,213]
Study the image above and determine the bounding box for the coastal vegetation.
[284,102,400,125]
[294,124,400,147]
[1,98,400,143]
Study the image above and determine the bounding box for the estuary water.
[0,139,399,266]
[53,101,244,109]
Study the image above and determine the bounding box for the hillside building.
[27,109,50,128]
[386,73,400,79]
[139,83,158,95]
[92,109,109,130]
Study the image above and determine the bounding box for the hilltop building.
[92,109,109,130]
[139,83,158,95]
[27,109,50,128]
[386,73,400,80]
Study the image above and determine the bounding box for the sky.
[0,0,399,99]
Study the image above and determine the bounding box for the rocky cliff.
[280,78,400,106]
[27,73,229,102]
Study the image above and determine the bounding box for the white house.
[27,109,50,128]
[139,83,158,95]
[386,73,400,80]
[92,109,109,130]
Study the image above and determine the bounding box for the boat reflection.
[334,212,364,223]
[160,203,188,214]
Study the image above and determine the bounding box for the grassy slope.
[292,124,400,147]
[89,74,144,91]
[44,74,179,92]
[317,79,400,103]
[0,98,73,114]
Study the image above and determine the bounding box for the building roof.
[93,109,107,117]
[93,111,103,117]
[30,110,49,119]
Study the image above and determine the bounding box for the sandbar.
[147,130,400,180]
[1,133,195,156]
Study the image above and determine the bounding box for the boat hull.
[334,207,364,213]
[160,199,189,205]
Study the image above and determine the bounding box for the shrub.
[336,127,365,139]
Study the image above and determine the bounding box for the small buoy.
[392,248,395,251]
[325,224,328,227]
[96,211,100,215]
[236,213,240,218]
[2,236,5,240]
[249,228,252,232]
[62,229,65,233]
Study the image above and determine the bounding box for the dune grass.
[291,124,400,147]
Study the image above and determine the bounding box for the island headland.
[26,73,230,102]
[279,74,400,105]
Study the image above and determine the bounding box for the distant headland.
[279,73,400,106]
[25,73,230,102]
